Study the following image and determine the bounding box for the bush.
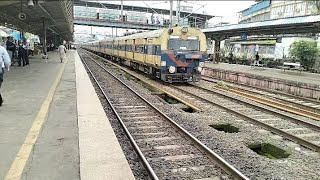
[289,40,319,71]
[238,58,250,65]
[265,60,282,68]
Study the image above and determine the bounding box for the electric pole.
[169,0,173,28]
[177,0,181,25]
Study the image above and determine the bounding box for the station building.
[216,0,320,62]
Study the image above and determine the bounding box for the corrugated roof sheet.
[203,15,320,33]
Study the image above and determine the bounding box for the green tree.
[289,40,319,71]
[310,0,320,13]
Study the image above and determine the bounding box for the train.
[81,26,207,83]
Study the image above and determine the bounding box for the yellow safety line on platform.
[4,55,69,180]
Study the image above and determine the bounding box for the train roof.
[115,28,167,41]
[100,37,115,42]
[85,26,204,44]
[82,40,100,44]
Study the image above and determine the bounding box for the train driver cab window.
[168,36,199,51]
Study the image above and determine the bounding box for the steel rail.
[79,50,159,180]
[192,83,320,132]
[79,49,249,180]
[170,84,320,152]
[202,76,320,104]
[202,77,320,121]
[82,48,202,112]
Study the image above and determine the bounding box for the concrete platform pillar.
[214,39,220,63]
[212,35,227,64]
[42,18,47,55]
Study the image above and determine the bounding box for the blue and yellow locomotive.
[82,26,207,83]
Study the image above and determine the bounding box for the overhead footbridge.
[73,0,214,29]
[202,15,320,62]
[73,17,165,30]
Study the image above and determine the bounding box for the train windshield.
[168,39,199,51]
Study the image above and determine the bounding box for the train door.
[112,40,114,56]
[148,38,154,66]
[143,38,147,64]
[125,40,127,59]
[116,41,119,57]
[133,39,135,60]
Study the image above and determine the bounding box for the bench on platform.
[278,62,304,73]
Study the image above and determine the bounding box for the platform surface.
[205,62,320,86]
[0,50,134,180]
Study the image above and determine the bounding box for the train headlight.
[161,61,166,67]
[199,62,204,67]
[169,66,176,73]
[197,67,202,73]
[181,27,188,34]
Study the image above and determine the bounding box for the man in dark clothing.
[228,52,233,64]
[6,36,16,64]
[255,52,260,65]
[17,41,26,66]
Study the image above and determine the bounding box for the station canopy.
[0,0,73,41]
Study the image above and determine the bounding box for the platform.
[203,62,320,99]
[0,50,134,179]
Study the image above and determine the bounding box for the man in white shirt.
[0,44,11,106]
[58,42,67,63]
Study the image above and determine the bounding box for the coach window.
[138,46,143,53]
[147,45,153,54]
[155,45,161,55]
[144,45,148,54]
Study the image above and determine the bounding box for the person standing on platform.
[30,41,34,56]
[17,41,26,66]
[255,52,260,65]
[228,52,233,64]
[58,42,67,63]
[0,43,11,106]
[6,36,15,65]
[22,38,29,65]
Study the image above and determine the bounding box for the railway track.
[169,83,320,152]
[84,50,202,112]
[201,77,320,121]
[78,50,249,180]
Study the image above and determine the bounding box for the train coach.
[82,26,207,83]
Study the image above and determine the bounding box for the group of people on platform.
[5,36,32,67]
[0,36,68,107]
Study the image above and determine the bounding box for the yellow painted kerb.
[4,56,69,180]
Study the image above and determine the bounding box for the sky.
[75,0,256,42]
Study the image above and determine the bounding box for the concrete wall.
[202,67,320,100]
